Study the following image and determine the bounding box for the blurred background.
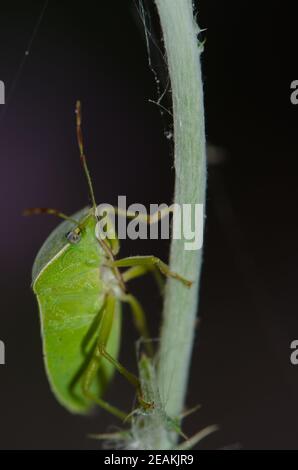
[0,0,298,449]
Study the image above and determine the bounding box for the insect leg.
[110,256,192,287]
[122,264,165,294]
[81,356,128,421]
[81,294,128,420]
[100,211,120,256]
[81,297,107,355]
[112,204,173,225]
[82,294,152,415]
[97,345,153,411]
[96,204,174,256]
[120,293,153,355]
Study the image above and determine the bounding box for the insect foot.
[138,396,155,412]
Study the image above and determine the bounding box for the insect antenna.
[75,100,97,214]
[75,100,124,279]
[23,208,79,225]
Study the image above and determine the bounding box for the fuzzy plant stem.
[155,0,207,446]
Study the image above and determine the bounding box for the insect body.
[26,102,191,418]
[32,207,120,414]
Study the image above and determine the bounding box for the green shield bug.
[25,101,192,419]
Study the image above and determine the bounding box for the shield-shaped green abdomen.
[32,209,121,413]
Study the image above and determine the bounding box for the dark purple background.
[0,0,298,449]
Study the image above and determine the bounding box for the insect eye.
[66,230,81,244]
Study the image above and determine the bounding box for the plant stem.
[155,0,207,446]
